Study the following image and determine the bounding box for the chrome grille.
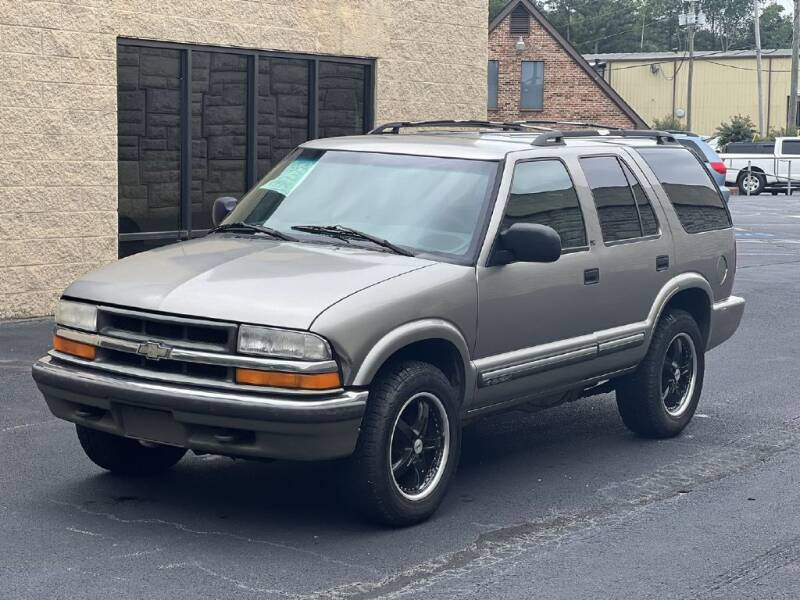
[51,305,342,396]
[94,307,238,384]
[97,307,236,352]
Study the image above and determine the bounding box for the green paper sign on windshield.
[261,157,319,196]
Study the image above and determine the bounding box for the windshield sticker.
[261,157,319,196]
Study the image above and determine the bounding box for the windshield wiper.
[210,222,298,242]
[291,225,414,257]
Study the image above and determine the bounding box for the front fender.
[350,319,475,391]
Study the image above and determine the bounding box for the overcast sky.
[773,0,793,14]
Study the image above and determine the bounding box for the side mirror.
[212,196,239,227]
[496,223,562,264]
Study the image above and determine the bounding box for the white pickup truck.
[719,137,800,195]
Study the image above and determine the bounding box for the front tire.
[347,361,461,527]
[76,425,187,476]
[616,310,705,439]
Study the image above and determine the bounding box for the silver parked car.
[32,122,744,526]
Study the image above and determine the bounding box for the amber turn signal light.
[53,335,97,360]
[235,368,341,390]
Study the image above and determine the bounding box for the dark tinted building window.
[117,46,183,253]
[116,41,374,258]
[488,60,498,109]
[581,156,643,242]
[191,51,248,230]
[257,57,309,178]
[638,147,732,234]
[318,61,367,138]
[520,61,544,110]
[620,160,659,236]
[504,160,587,249]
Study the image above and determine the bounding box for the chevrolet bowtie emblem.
[136,341,172,361]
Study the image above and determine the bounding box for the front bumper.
[707,295,745,351]
[32,356,367,461]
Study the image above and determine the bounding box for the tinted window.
[503,160,587,249]
[488,60,498,109]
[638,147,732,233]
[724,142,773,154]
[781,140,800,154]
[318,61,367,138]
[117,46,183,241]
[581,156,643,242]
[191,51,249,231]
[620,160,659,236]
[257,57,310,178]
[520,61,544,110]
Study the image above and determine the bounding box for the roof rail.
[510,119,623,130]
[532,129,677,147]
[368,120,525,134]
[664,129,699,137]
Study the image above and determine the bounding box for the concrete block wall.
[0,0,488,320]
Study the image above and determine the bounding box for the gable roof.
[489,0,647,128]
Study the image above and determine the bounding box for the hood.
[65,236,433,329]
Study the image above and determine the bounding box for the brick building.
[0,1,488,320]
[488,0,645,128]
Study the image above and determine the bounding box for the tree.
[715,114,757,145]
[653,114,685,130]
[489,0,508,21]
[752,3,793,49]
[489,0,791,53]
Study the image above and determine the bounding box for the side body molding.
[473,272,716,387]
[351,319,476,394]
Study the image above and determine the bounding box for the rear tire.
[76,425,186,476]
[737,171,765,195]
[346,360,461,527]
[616,310,705,439]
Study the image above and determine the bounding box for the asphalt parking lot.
[2,194,799,599]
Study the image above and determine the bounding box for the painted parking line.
[735,231,775,238]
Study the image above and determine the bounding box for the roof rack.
[368,120,525,134]
[664,129,699,137]
[510,119,623,130]
[532,129,677,147]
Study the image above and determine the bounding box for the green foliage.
[652,114,685,131]
[755,3,793,49]
[715,115,757,146]
[489,0,794,54]
[754,127,794,142]
[489,0,508,21]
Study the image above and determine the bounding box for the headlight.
[238,325,332,361]
[55,300,97,332]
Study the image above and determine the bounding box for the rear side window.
[782,140,800,154]
[637,147,731,234]
[580,156,645,242]
[620,160,660,236]
[504,159,587,250]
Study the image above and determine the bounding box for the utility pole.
[790,0,800,134]
[754,0,765,137]
[685,0,698,132]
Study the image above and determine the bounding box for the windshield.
[224,149,500,262]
